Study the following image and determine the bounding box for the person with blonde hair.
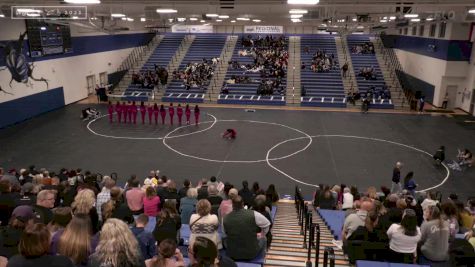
[179,188,198,224]
[89,218,145,267]
[71,189,99,234]
[189,199,220,249]
[218,188,238,222]
[51,214,98,267]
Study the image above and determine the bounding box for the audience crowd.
[351,42,375,54]
[301,49,338,73]
[229,35,288,96]
[132,65,169,89]
[172,59,216,91]
[0,166,280,267]
[312,167,475,265]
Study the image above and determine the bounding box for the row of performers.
[107,102,200,125]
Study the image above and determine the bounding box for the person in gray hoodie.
[419,205,450,263]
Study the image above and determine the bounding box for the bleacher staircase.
[287,36,301,106]
[264,202,350,267]
[206,35,239,103]
[113,35,164,96]
[370,38,408,110]
[335,36,359,109]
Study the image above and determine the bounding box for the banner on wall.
[244,26,283,34]
[171,25,213,33]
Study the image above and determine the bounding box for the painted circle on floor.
[162,120,313,163]
[265,135,450,192]
[86,113,218,140]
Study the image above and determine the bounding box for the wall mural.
[0,32,49,95]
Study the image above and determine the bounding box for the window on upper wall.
[419,25,425,36]
[429,24,436,37]
[404,28,408,35]
[412,26,417,35]
[439,22,446,38]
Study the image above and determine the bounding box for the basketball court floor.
[0,104,473,200]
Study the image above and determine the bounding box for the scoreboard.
[26,20,73,58]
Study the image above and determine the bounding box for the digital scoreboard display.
[26,20,73,58]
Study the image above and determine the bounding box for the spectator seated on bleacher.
[131,66,168,89]
[145,238,185,267]
[189,199,221,249]
[308,49,337,73]
[188,236,237,267]
[351,42,375,54]
[358,67,376,80]
[179,188,198,224]
[173,59,215,91]
[153,200,182,245]
[223,196,271,261]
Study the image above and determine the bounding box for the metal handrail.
[314,224,321,267]
[323,247,335,267]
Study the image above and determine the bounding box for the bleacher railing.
[340,35,357,93]
[117,34,160,73]
[374,34,412,109]
[323,247,335,267]
[209,35,238,98]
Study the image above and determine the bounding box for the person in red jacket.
[176,104,183,125]
[115,102,122,123]
[147,103,153,125]
[185,104,191,125]
[159,104,166,125]
[153,103,159,124]
[168,103,175,125]
[131,101,138,124]
[139,102,147,124]
[222,128,237,139]
[194,105,200,126]
[107,101,114,123]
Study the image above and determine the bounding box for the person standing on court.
[176,104,183,125]
[185,104,191,125]
[159,104,166,125]
[168,103,175,125]
[107,101,114,123]
[391,162,402,194]
[403,172,417,196]
[194,105,200,126]
[153,103,159,125]
[147,103,153,125]
[115,102,123,123]
[140,102,147,124]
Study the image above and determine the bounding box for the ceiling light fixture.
[200,20,205,22]
[426,17,434,21]
[177,17,186,21]
[231,20,236,23]
[72,16,79,19]
[189,17,198,21]
[380,19,387,23]
[140,17,146,22]
[111,13,126,17]
[156,9,177,13]
[352,18,357,22]
[216,19,222,22]
[290,14,303,18]
[168,18,174,22]
[469,9,475,14]
[121,17,127,20]
[203,23,210,26]
[64,0,100,3]
[404,14,418,18]
[236,17,250,21]
[288,0,319,4]
[410,18,420,22]
[289,9,308,14]
[253,19,261,22]
[357,25,364,29]
[389,16,396,20]
[206,14,219,17]
[126,17,134,21]
[291,18,302,22]
[218,15,229,19]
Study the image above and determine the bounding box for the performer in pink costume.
[176,104,183,125]
[147,103,153,125]
[168,103,175,125]
[185,104,191,125]
[115,102,122,123]
[159,104,166,125]
[131,101,138,124]
[107,101,114,123]
[153,103,159,124]
[139,102,147,124]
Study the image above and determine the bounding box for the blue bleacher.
[347,35,394,109]
[316,209,345,240]
[356,261,430,267]
[163,33,228,103]
[123,33,185,101]
[300,34,346,108]
[218,34,287,106]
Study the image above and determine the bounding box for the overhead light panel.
[231,20,236,23]
[0,14,4,18]
[288,0,319,4]
[203,23,210,26]
[200,20,205,22]
[168,18,174,22]
[426,17,434,21]
[156,9,177,13]
[404,14,418,18]
[289,9,308,14]
[111,13,126,17]
[253,19,261,22]
[380,19,387,23]
[189,17,198,21]
[218,15,229,19]
[291,18,302,22]
[389,16,396,20]
[410,18,420,22]
[121,17,127,20]
[72,16,79,19]
[352,18,357,22]
[216,19,222,22]
[140,17,146,22]
[64,0,100,3]
[357,25,364,29]
[290,14,303,18]
[206,14,219,17]
[126,17,134,21]
[236,17,250,21]
[177,17,186,21]
[469,9,475,14]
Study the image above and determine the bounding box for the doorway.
[99,72,107,87]
[86,75,96,95]
[445,85,457,109]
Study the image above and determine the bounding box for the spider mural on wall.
[0,32,49,95]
